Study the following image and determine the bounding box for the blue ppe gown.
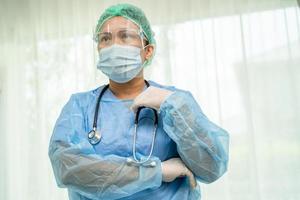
[48,80,229,200]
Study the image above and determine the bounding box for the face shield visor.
[93,19,150,83]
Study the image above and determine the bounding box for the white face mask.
[97,44,144,83]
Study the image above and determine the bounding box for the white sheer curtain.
[0,0,299,199]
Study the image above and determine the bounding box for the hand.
[131,86,173,113]
[161,158,197,189]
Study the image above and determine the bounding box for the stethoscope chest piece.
[88,129,102,145]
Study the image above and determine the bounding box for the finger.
[130,98,142,113]
[186,171,197,189]
[130,104,138,113]
[130,102,148,113]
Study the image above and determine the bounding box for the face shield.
[95,27,148,50]
[94,18,150,83]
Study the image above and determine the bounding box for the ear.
[144,45,154,60]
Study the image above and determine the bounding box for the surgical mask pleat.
[97,44,144,83]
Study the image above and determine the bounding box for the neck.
[109,76,146,100]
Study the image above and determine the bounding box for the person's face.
[97,16,154,64]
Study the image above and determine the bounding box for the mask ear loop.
[138,27,153,67]
[138,27,149,49]
[138,28,152,63]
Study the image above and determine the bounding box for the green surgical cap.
[94,3,156,65]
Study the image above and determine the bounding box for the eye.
[119,31,141,44]
[120,32,131,40]
[99,33,112,43]
[100,35,110,42]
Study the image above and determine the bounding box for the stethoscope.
[88,80,158,167]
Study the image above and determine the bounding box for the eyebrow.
[99,32,111,35]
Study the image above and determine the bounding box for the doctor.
[48,3,229,200]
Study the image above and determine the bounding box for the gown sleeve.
[48,94,162,200]
[159,90,229,183]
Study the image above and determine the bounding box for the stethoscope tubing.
[88,80,158,167]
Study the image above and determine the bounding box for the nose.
[111,34,123,46]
